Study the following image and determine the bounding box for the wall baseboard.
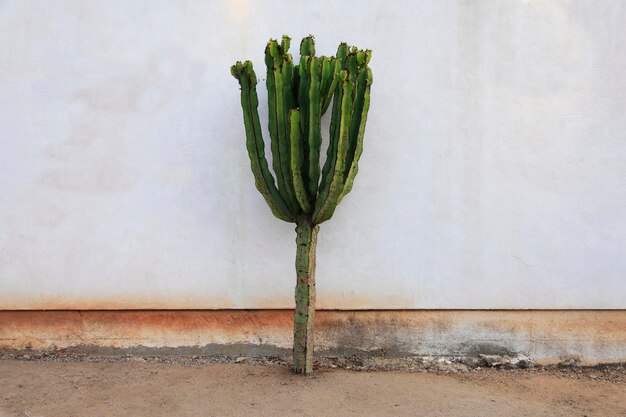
[1,310,624,364]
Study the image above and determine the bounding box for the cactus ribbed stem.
[307,57,322,197]
[293,220,318,374]
[289,110,312,213]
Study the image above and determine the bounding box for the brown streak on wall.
[0,294,420,311]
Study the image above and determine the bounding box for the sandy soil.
[1,359,625,417]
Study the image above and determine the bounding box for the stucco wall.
[0,0,624,309]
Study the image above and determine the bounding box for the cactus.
[231,35,372,374]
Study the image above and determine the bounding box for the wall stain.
[0,310,624,364]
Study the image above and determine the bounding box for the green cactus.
[231,35,373,374]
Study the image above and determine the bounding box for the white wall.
[0,0,624,309]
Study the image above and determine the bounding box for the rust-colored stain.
[6,293,612,314]
[0,295,241,311]
[0,292,416,310]
[1,310,625,364]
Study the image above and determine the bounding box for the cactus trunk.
[293,219,318,374]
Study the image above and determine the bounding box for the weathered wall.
[1,0,625,309]
[2,310,625,364]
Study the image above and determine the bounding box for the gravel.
[1,350,624,383]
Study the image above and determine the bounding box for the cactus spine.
[231,35,372,374]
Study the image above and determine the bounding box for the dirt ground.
[1,359,625,417]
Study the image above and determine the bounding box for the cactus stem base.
[293,219,318,374]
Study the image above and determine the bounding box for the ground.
[1,358,625,417]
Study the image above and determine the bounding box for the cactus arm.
[264,43,293,211]
[342,51,371,182]
[316,74,343,215]
[344,66,368,181]
[289,109,312,213]
[313,71,353,224]
[322,57,341,115]
[338,67,372,204]
[231,62,293,222]
[274,55,300,213]
[319,58,331,100]
[282,54,296,112]
[297,56,311,189]
[307,57,322,198]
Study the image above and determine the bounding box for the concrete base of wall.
[1,310,624,364]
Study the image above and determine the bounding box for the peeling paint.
[1,310,624,365]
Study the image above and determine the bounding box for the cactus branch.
[297,55,311,190]
[320,57,340,114]
[316,74,343,217]
[338,67,373,204]
[267,41,300,214]
[313,71,353,224]
[230,62,293,222]
[289,109,312,213]
[307,56,322,198]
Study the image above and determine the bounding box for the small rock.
[479,354,532,368]
[235,356,247,363]
[558,358,580,368]
[460,357,485,367]
[479,354,509,367]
